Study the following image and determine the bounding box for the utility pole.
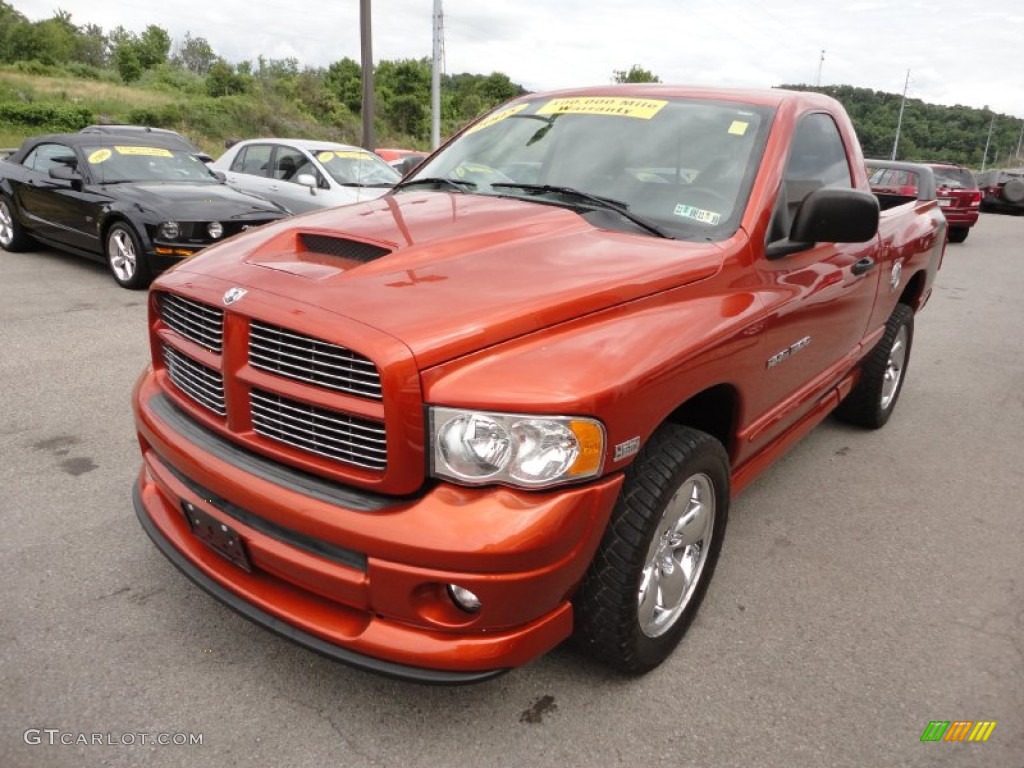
[431,0,443,150]
[981,113,996,172]
[360,0,375,151]
[815,49,825,87]
[891,69,910,161]
[1015,118,1023,163]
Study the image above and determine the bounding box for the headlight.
[207,221,224,239]
[158,221,179,240]
[430,406,604,488]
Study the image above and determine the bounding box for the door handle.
[851,257,876,276]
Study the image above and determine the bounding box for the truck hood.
[175,191,725,367]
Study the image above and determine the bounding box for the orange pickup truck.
[132,86,945,683]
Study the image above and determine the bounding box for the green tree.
[114,43,142,82]
[136,24,171,70]
[206,58,247,96]
[174,32,217,74]
[326,57,362,114]
[613,65,661,83]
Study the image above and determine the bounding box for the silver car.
[211,138,400,214]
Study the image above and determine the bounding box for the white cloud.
[10,0,1024,117]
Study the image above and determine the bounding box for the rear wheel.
[0,195,35,252]
[947,227,969,243]
[106,222,152,289]
[835,303,914,429]
[573,424,729,673]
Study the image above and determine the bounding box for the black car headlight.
[429,406,604,488]
[158,221,180,240]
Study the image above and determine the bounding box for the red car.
[926,163,981,243]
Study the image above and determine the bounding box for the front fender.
[420,284,765,474]
[98,205,157,252]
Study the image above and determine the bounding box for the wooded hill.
[1,3,1021,169]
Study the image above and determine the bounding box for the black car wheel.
[0,195,36,252]
[106,222,152,289]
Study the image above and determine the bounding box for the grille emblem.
[222,287,247,305]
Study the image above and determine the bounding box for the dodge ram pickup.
[132,86,946,683]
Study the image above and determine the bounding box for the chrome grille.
[163,345,226,416]
[250,389,387,471]
[159,293,224,353]
[249,322,382,401]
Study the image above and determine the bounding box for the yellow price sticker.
[115,146,173,157]
[316,151,335,162]
[728,120,750,136]
[465,103,529,134]
[537,97,668,120]
[87,149,111,164]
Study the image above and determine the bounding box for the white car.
[211,138,401,214]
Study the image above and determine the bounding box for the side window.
[24,143,77,173]
[271,147,307,183]
[232,144,272,176]
[769,113,852,242]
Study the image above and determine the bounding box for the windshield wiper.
[392,177,476,193]
[339,181,395,188]
[490,183,674,239]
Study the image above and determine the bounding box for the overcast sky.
[15,0,1024,118]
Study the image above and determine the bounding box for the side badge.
[223,287,247,306]
[614,437,641,462]
[890,261,903,291]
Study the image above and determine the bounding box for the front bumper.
[133,371,622,682]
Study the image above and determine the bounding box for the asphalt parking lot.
[2,213,1022,768]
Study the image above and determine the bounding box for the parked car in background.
[80,125,213,163]
[925,162,980,242]
[375,147,429,173]
[0,133,287,288]
[977,167,1024,214]
[212,139,400,214]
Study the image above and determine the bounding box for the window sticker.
[673,204,722,225]
[316,151,335,162]
[87,148,111,164]
[320,151,372,161]
[728,120,750,136]
[537,97,667,120]
[465,103,529,134]
[115,146,173,157]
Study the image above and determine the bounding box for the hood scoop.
[245,230,395,280]
[299,233,392,263]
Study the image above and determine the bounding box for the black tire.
[835,303,914,429]
[105,222,152,289]
[573,424,730,673]
[0,194,36,252]
[947,227,969,244]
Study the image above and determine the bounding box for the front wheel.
[835,303,914,429]
[0,194,36,252]
[106,222,152,289]
[573,424,730,673]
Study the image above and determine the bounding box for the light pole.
[431,0,443,149]
[360,0,375,151]
[891,69,910,161]
[981,113,995,172]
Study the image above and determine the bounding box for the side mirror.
[397,155,426,175]
[296,173,317,194]
[211,170,227,182]
[767,187,879,259]
[49,165,84,191]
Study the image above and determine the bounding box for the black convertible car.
[0,132,288,288]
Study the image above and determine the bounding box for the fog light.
[207,221,224,239]
[447,584,482,613]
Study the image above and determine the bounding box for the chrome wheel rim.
[638,473,715,638]
[108,229,136,282]
[880,325,908,410]
[0,202,13,247]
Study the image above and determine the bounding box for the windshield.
[407,95,773,239]
[930,166,976,189]
[86,145,219,184]
[315,149,401,186]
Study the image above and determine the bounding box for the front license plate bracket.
[182,501,252,572]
